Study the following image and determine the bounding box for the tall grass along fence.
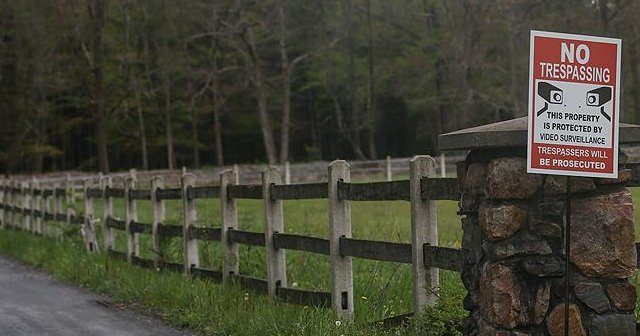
[3,156,475,324]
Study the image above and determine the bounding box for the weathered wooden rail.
[3,158,640,325]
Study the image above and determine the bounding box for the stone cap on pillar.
[438,117,640,150]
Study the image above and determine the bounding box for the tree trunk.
[211,7,223,167]
[244,26,277,165]
[188,81,200,168]
[163,72,175,170]
[136,103,149,170]
[277,0,291,165]
[365,0,376,159]
[93,0,109,173]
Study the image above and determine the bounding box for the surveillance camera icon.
[537,82,563,116]
[586,87,612,121]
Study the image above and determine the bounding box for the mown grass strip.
[0,229,467,335]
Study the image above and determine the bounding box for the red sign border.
[527,30,621,178]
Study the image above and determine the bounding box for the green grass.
[0,194,466,335]
[3,186,640,335]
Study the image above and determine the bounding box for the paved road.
[0,256,194,336]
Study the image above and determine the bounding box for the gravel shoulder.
[0,255,194,336]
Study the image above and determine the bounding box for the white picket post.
[386,155,392,181]
[0,177,5,229]
[101,176,114,251]
[45,183,51,234]
[182,173,199,273]
[220,169,238,284]
[11,179,17,228]
[233,164,239,183]
[328,160,354,319]
[410,156,439,313]
[82,179,100,253]
[33,179,41,234]
[440,152,446,178]
[21,181,28,231]
[263,167,286,296]
[125,175,139,261]
[7,179,14,228]
[151,176,165,268]
[52,182,59,223]
[26,180,33,232]
[66,174,73,227]
[284,161,291,185]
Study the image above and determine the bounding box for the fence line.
[0,155,499,324]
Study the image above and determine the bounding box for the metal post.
[410,155,439,313]
[564,176,572,336]
[220,169,238,284]
[328,160,354,319]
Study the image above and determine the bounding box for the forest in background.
[1,0,639,174]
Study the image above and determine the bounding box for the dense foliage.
[1,0,639,173]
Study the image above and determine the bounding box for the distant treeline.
[1,0,639,173]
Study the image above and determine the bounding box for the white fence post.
[26,180,34,232]
[33,179,41,234]
[21,181,28,231]
[11,179,17,228]
[51,182,64,237]
[181,173,199,273]
[410,155,439,313]
[263,167,286,296]
[440,153,446,178]
[328,160,354,319]
[101,176,114,251]
[0,177,5,229]
[125,175,139,261]
[284,161,291,185]
[53,182,62,223]
[220,169,238,284]
[386,155,392,181]
[8,179,14,228]
[66,174,73,227]
[151,176,165,268]
[82,179,99,253]
[40,183,53,236]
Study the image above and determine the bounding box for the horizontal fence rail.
[273,233,330,255]
[271,183,328,200]
[227,229,265,247]
[340,238,412,264]
[338,180,410,201]
[187,186,221,200]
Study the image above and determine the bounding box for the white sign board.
[527,30,621,178]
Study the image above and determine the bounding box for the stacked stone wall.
[459,149,636,335]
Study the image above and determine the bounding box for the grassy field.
[1,184,640,335]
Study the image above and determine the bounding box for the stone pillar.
[458,150,636,336]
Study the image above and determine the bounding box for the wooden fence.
[3,158,640,325]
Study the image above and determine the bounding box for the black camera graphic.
[586,87,611,107]
[586,86,612,121]
[538,82,563,104]
[537,82,563,116]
